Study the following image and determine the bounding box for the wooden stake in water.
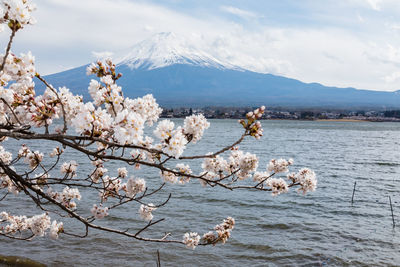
[351,181,356,204]
[389,196,395,228]
[156,250,161,267]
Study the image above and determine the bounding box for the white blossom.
[28,213,51,237]
[100,176,122,201]
[253,171,271,183]
[198,171,217,187]
[113,109,145,145]
[266,178,289,196]
[267,158,293,173]
[139,204,156,221]
[0,172,19,195]
[24,150,43,169]
[202,155,228,174]
[183,114,210,143]
[2,0,37,27]
[70,102,95,134]
[91,204,109,219]
[124,177,146,198]
[213,217,235,244]
[90,166,107,183]
[49,147,63,157]
[47,186,81,210]
[237,152,258,179]
[125,94,162,126]
[160,170,178,184]
[175,163,192,184]
[117,167,128,178]
[154,119,174,140]
[162,128,187,158]
[0,145,12,164]
[183,232,200,249]
[289,168,317,194]
[60,160,78,177]
[49,220,63,240]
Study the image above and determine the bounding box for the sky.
[2,0,400,91]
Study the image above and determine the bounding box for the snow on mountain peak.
[117,32,238,70]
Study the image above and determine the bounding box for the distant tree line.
[384,110,400,118]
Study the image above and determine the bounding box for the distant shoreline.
[162,116,398,122]
[160,108,400,122]
[264,118,384,122]
[315,119,364,122]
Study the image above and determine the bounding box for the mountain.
[37,32,400,109]
[116,32,239,71]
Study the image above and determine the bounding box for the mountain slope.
[36,33,400,109]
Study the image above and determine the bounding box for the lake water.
[1,120,400,266]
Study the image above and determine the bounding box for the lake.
[1,119,400,266]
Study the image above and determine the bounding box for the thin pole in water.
[389,196,395,228]
[351,181,356,205]
[156,250,161,267]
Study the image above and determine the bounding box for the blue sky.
[2,0,400,91]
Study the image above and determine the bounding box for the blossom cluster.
[287,168,317,194]
[160,163,194,184]
[183,217,236,249]
[0,211,62,239]
[124,177,146,198]
[100,175,123,201]
[0,0,36,31]
[239,106,265,139]
[91,204,109,219]
[0,145,11,164]
[91,165,147,202]
[266,178,289,196]
[257,159,317,196]
[154,119,187,158]
[87,164,148,220]
[139,203,156,221]
[60,160,78,177]
[0,165,18,194]
[1,142,19,195]
[18,145,43,169]
[267,158,293,173]
[201,149,259,182]
[183,232,200,249]
[47,186,81,210]
[90,159,108,183]
[0,51,36,125]
[183,114,210,143]
[153,114,211,158]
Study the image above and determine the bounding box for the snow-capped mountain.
[38,33,400,108]
[116,32,239,71]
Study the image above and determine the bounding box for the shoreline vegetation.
[160,107,400,122]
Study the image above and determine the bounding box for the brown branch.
[0,98,22,125]
[0,160,184,244]
[35,74,68,133]
[0,28,17,72]
[179,132,248,160]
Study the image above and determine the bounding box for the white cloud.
[220,6,259,20]
[357,13,365,22]
[384,71,400,83]
[91,51,114,60]
[366,0,382,11]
